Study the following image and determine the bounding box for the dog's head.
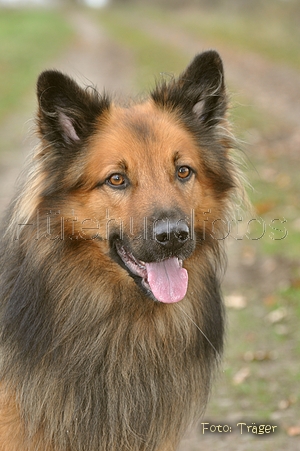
[34,51,236,303]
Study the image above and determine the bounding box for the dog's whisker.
[176,304,222,360]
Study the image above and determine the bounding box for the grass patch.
[248,151,300,258]
[206,284,300,421]
[97,7,189,91]
[0,9,73,122]
[179,9,300,70]
[130,3,300,71]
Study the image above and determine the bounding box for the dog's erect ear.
[152,50,226,126]
[37,71,109,148]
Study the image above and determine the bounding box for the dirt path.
[53,11,135,94]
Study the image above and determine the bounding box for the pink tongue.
[145,258,188,303]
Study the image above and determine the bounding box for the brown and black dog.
[0,51,244,451]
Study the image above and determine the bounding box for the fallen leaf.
[278,399,290,410]
[266,307,287,324]
[243,350,278,362]
[278,396,297,410]
[254,201,276,215]
[233,367,250,385]
[225,294,247,309]
[263,295,277,306]
[291,277,300,289]
[286,425,300,437]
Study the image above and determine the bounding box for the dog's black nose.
[154,218,190,250]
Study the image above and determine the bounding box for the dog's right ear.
[37,71,110,149]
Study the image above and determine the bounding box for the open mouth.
[115,242,188,303]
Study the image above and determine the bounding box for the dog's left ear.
[152,50,227,126]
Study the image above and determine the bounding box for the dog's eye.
[177,166,192,181]
[106,174,128,189]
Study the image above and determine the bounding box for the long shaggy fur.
[0,51,244,451]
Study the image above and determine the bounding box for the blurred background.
[0,0,299,449]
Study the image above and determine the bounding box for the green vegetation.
[0,9,73,121]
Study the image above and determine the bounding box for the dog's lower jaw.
[114,242,189,303]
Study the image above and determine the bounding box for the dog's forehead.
[91,101,199,165]
[120,103,170,141]
[122,105,157,142]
